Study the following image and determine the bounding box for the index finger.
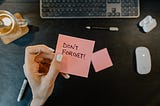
[25,45,54,55]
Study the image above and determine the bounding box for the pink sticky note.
[55,34,95,78]
[92,48,113,72]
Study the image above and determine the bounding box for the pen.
[85,26,119,31]
[17,79,27,102]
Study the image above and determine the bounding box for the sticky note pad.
[92,48,113,72]
[55,34,95,78]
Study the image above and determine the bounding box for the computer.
[40,0,140,18]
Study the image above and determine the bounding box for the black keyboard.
[40,0,140,18]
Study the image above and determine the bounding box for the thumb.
[45,54,63,82]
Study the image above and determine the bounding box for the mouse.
[135,47,151,74]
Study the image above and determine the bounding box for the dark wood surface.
[0,0,160,106]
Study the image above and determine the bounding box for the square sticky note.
[92,48,113,72]
[55,34,95,78]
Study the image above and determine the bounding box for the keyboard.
[40,0,140,18]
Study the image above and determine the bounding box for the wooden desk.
[0,0,160,106]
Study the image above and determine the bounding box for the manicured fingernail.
[64,74,70,79]
[49,48,54,52]
[56,54,63,62]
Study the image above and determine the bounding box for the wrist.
[30,98,45,106]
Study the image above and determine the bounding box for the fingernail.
[56,54,63,62]
[64,74,70,79]
[49,47,55,52]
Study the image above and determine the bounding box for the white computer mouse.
[135,47,151,74]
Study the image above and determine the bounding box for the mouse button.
[136,47,149,54]
[135,47,144,57]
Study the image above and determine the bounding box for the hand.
[23,45,70,106]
